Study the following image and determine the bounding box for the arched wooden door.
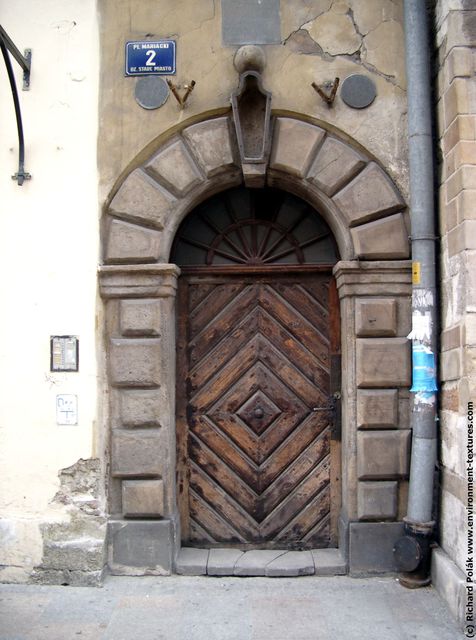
[173,188,341,549]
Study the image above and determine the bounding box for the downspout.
[393,0,438,587]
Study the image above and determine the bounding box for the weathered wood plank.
[270,281,330,340]
[258,308,329,392]
[191,417,259,491]
[189,435,258,514]
[189,285,257,362]
[260,285,331,367]
[257,335,329,407]
[190,307,259,390]
[190,282,246,337]
[259,416,329,491]
[191,464,260,539]
[278,490,331,545]
[190,490,246,543]
[190,335,259,407]
[261,431,330,515]
[260,459,330,539]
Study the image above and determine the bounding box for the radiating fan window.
[171,187,338,266]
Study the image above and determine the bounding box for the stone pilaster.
[334,260,411,573]
[99,264,180,575]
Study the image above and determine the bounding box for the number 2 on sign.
[145,50,156,66]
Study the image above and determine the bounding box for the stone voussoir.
[109,168,176,230]
[351,213,410,260]
[182,117,237,178]
[333,162,405,227]
[307,136,367,197]
[105,219,162,264]
[145,136,204,197]
[270,117,325,178]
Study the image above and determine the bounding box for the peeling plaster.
[53,458,104,517]
[31,459,107,586]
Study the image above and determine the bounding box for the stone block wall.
[434,0,476,627]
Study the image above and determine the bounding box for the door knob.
[254,407,264,418]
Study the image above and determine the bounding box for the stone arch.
[103,114,409,267]
[99,113,412,577]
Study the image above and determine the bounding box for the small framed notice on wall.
[50,336,79,372]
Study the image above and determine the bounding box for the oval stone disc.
[341,74,377,109]
[135,76,169,110]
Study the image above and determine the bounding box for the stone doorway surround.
[99,114,412,576]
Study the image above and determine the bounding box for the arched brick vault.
[103,115,410,264]
[99,113,413,575]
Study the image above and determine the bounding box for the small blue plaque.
[125,41,176,76]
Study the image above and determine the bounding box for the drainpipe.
[393,0,438,588]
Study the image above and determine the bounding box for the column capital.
[99,264,181,299]
[333,260,411,299]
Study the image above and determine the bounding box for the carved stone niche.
[231,46,272,188]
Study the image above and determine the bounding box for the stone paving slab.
[0,575,464,640]
[175,547,209,575]
[311,548,347,575]
[207,548,244,575]
[265,550,315,577]
[175,547,348,577]
[233,550,287,576]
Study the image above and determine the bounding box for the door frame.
[100,113,412,575]
[175,264,342,548]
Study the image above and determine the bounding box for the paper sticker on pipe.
[407,311,432,341]
[412,261,421,285]
[410,344,438,392]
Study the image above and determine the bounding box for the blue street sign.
[125,40,176,76]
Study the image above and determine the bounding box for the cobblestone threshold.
[175,548,346,577]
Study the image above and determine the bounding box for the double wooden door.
[176,270,340,549]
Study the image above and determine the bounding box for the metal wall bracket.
[311,77,340,106]
[0,24,32,185]
[166,79,196,108]
[0,26,31,90]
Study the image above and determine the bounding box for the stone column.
[334,260,412,574]
[99,264,180,575]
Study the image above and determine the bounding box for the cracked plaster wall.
[99,0,409,202]
[0,1,102,582]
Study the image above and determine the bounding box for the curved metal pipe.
[1,38,30,185]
